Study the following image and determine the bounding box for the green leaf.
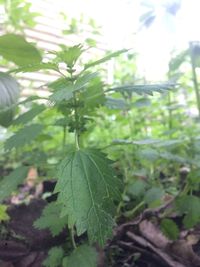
[127,180,147,198]
[109,83,174,96]
[48,78,69,91]
[176,195,200,228]
[74,72,99,90]
[132,98,151,108]
[160,152,187,164]
[12,105,45,125]
[160,218,179,240]
[0,205,10,221]
[50,73,98,103]
[0,166,29,202]
[34,202,67,236]
[139,148,159,162]
[5,124,44,150]
[112,139,161,146]
[0,34,42,66]
[105,97,127,110]
[144,187,164,207]
[49,85,74,102]
[154,139,183,148]
[56,44,84,67]
[169,50,189,72]
[63,244,97,267]
[43,246,64,267]
[18,95,44,105]
[55,149,122,246]
[9,62,58,73]
[84,49,128,69]
[81,77,105,110]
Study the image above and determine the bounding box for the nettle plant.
[0,34,174,265]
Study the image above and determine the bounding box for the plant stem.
[189,42,200,118]
[74,93,80,150]
[168,92,172,131]
[71,228,77,249]
[124,201,145,218]
[62,126,66,149]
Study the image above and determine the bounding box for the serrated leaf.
[5,124,43,150]
[84,49,128,69]
[112,139,161,146]
[63,244,97,267]
[75,72,98,90]
[56,44,84,67]
[176,195,200,228]
[109,83,174,95]
[48,78,69,91]
[55,149,122,246]
[169,50,189,72]
[49,86,74,102]
[50,73,100,104]
[0,205,10,221]
[9,62,58,73]
[12,105,45,125]
[0,34,42,66]
[105,97,127,110]
[127,180,147,198]
[160,218,179,240]
[160,152,187,164]
[144,187,164,207]
[139,148,159,162]
[154,139,183,148]
[81,77,105,110]
[18,95,43,105]
[0,166,29,202]
[43,246,64,267]
[34,202,67,236]
[132,98,151,108]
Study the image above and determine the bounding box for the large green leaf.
[108,83,174,95]
[0,166,29,202]
[34,202,67,236]
[84,49,128,69]
[0,34,42,66]
[9,62,58,73]
[5,123,44,150]
[12,105,45,125]
[176,195,200,228]
[55,149,122,246]
[160,218,179,240]
[74,72,98,90]
[56,44,84,67]
[49,85,74,102]
[43,247,64,267]
[63,244,97,267]
[50,72,98,103]
[105,97,127,110]
[144,187,164,207]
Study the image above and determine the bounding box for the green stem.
[71,228,77,249]
[124,201,145,218]
[190,43,200,118]
[63,126,66,149]
[74,93,80,150]
[168,92,172,131]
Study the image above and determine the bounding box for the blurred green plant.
[0,33,176,265]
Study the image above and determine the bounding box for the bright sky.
[63,0,200,80]
[35,0,200,81]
